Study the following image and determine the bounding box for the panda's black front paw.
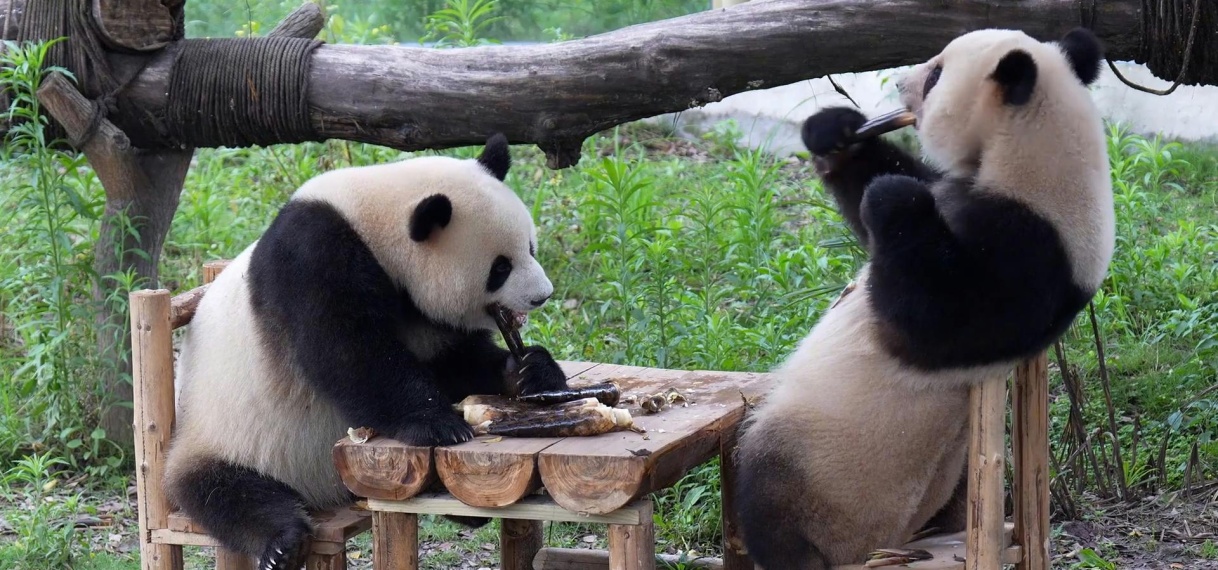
[394,411,474,447]
[511,346,569,396]
[801,106,867,157]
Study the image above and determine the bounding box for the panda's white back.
[169,244,351,508]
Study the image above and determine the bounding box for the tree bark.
[108,0,1148,168]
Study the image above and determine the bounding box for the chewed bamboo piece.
[471,404,640,437]
[454,393,642,437]
[516,381,621,407]
[460,397,600,425]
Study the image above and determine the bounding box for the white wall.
[647,62,1218,156]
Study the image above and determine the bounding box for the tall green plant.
[0,40,127,477]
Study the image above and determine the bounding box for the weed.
[0,453,85,568]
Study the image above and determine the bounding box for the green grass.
[4,0,1218,567]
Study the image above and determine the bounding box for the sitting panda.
[734,28,1114,569]
[163,134,570,570]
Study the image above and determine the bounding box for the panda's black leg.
[919,469,969,535]
[167,457,314,570]
[735,450,833,570]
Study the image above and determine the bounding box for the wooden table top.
[333,360,771,515]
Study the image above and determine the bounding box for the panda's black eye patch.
[487,255,513,292]
[923,64,942,99]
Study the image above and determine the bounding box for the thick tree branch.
[105,0,1151,168]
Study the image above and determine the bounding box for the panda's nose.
[529,294,552,308]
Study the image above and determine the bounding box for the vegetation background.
[1,1,1217,568]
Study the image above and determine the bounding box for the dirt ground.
[1050,483,1218,569]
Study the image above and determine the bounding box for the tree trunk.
[35,70,192,446]
[91,149,191,444]
[108,0,1153,168]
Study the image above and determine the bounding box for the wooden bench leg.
[1013,352,1050,570]
[215,548,254,570]
[307,551,347,570]
[719,425,753,570]
[501,519,543,570]
[142,544,183,570]
[373,511,419,570]
[608,500,654,570]
[965,377,1008,570]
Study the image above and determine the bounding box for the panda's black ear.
[410,194,452,242]
[991,49,1038,106]
[1058,27,1103,86]
[477,133,511,181]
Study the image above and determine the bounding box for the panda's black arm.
[431,334,571,399]
[821,138,939,247]
[248,199,474,446]
[427,331,513,399]
[803,107,939,248]
[861,176,1085,371]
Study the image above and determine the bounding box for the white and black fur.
[734,28,1114,569]
[163,135,569,570]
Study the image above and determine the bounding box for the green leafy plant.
[1,452,86,568]
[420,0,504,47]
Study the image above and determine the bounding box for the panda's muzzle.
[852,109,917,142]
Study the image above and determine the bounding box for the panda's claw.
[395,412,475,447]
[515,346,569,396]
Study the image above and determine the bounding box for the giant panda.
[733,28,1114,569]
[163,134,570,570]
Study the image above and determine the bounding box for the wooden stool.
[129,261,371,570]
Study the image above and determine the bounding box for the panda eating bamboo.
[164,135,570,570]
[734,27,1115,569]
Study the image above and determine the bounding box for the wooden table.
[332,361,770,570]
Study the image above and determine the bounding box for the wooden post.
[372,512,419,570]
[130,289,183,570]
[306,553,347,570]
[608,499,655,570]
[501,519,544,570]
[965,378,1007,570]
[215,550,254,570]
[719,425,752,570]
[202,260,230,284]
[1012,353,1050,570]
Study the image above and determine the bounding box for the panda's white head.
[293,134,553,332]
[894,27,1105,177]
